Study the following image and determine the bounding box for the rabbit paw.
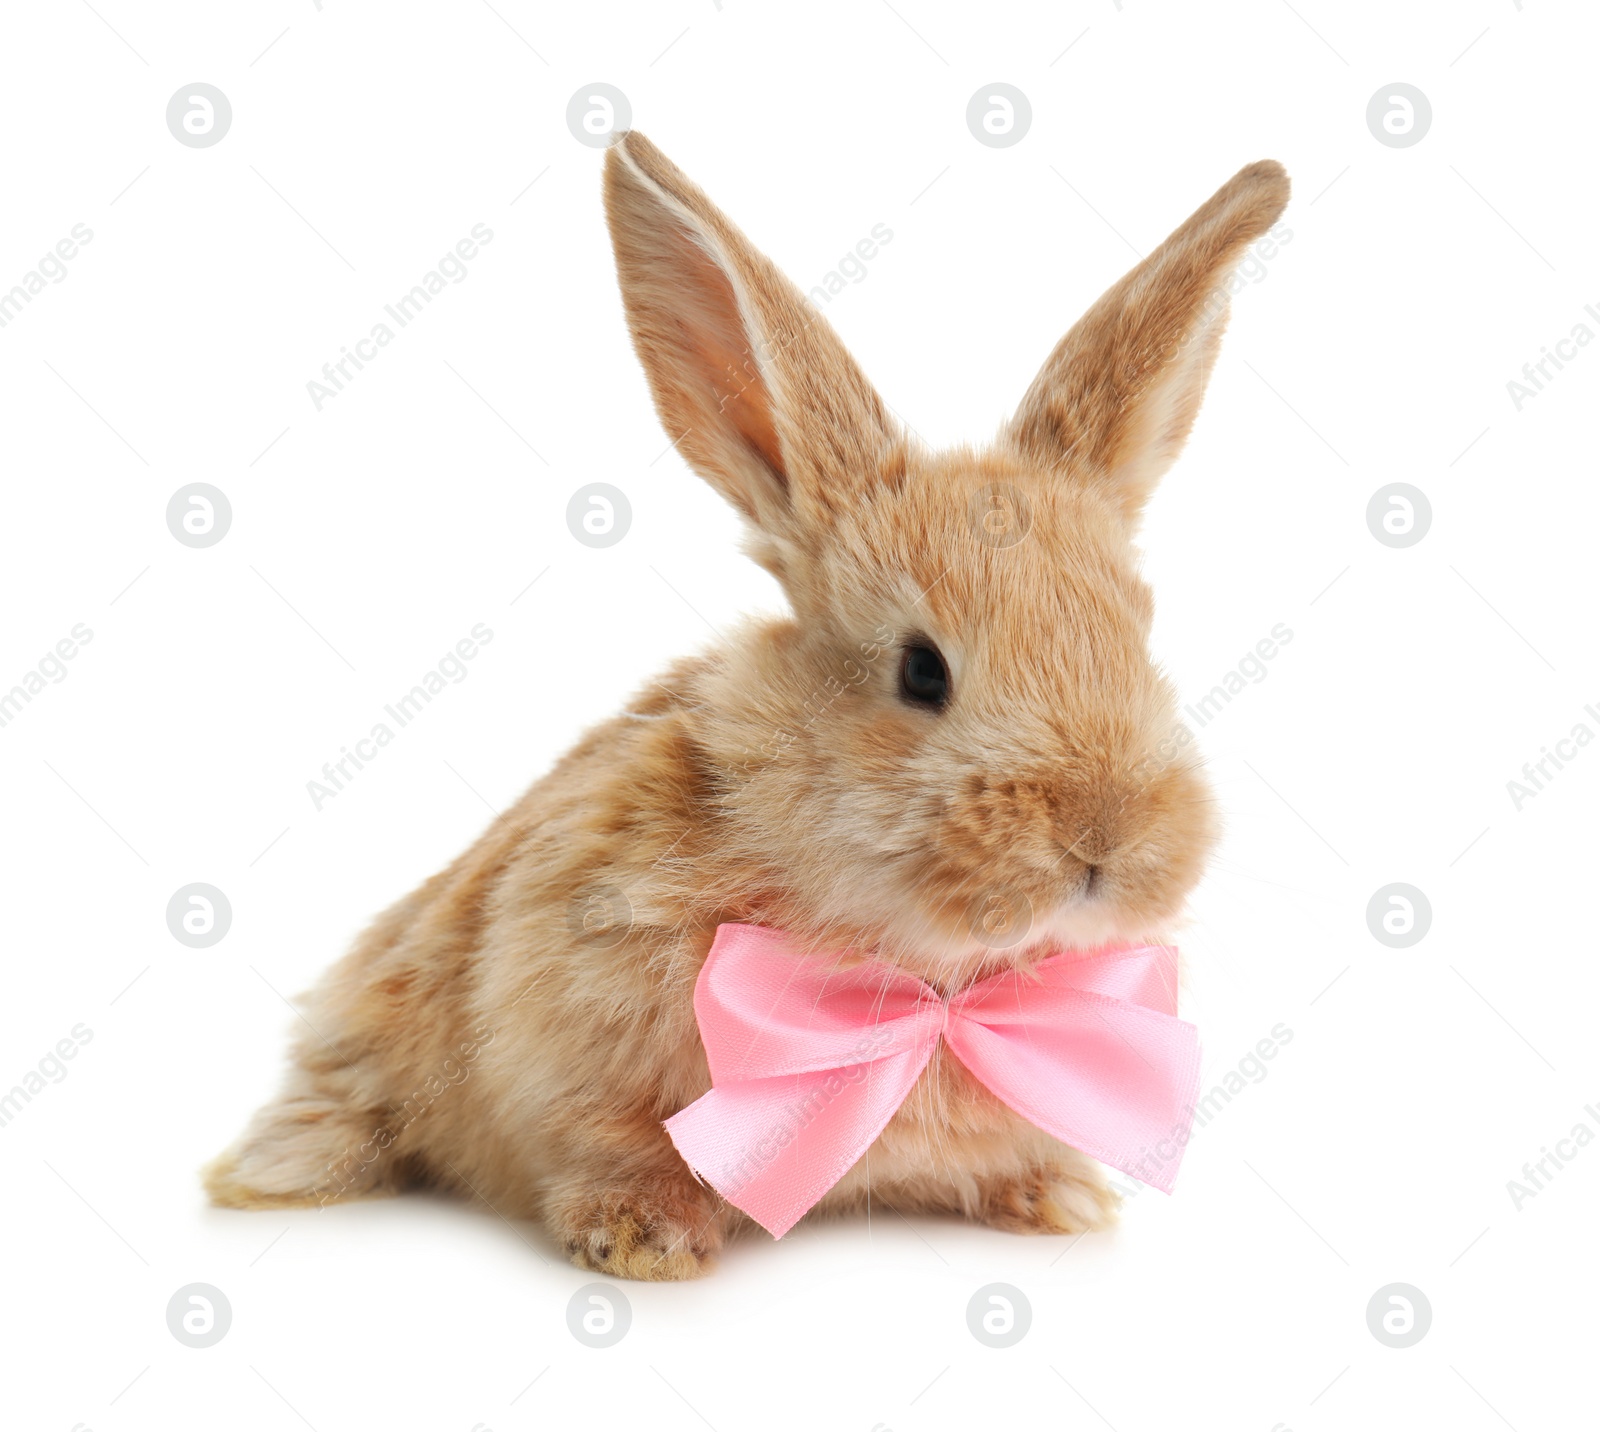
[977,1160,1120,1236]
[557,1184,724,1282]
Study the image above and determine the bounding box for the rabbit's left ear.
[1008,160,1290,523]
[604,132,895,546]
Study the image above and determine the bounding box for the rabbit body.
[207,133,1289,1279]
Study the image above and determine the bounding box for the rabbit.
[205,131,1289,1280]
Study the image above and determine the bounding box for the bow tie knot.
[664,923,1201,1239]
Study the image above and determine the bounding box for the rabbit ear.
[1008,160,1290,523]
[603,132,894,540]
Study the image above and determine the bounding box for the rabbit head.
[604,133,1288,986]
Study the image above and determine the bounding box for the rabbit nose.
[1060,824,1113,865]
[1081,863,1102,898]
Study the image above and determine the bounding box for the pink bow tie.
[664,923,1201,1238]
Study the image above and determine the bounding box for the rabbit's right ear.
[603,132,895,546]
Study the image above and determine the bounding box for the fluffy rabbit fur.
[206,132,1289,1279]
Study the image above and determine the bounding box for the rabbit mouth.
[841,858,1179,990]
[865,893,1171,994]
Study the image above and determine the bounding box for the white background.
[2,2,1596,1429]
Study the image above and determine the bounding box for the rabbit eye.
[900,644,949,707]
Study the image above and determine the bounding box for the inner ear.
[656,215,787,489]
[604,131,895,538]
[675,239,785,480]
